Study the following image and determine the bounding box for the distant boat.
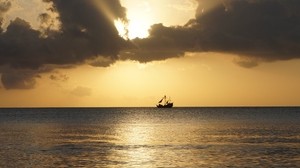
[156,95,173,108]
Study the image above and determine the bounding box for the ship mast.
[156,95,173,108]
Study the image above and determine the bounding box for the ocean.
[0,107,299,167]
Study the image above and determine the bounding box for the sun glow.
[114,18,150,39]
[118,0,197,39]
[114,19,128,39]
[127,19,150,39]
[115,0,156,39]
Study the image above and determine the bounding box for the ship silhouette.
[156,95,173,108]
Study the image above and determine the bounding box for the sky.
[0,0,300,107]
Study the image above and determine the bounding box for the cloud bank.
[0,0,127,89]
[126,0,300,67]
[1,0,300,89]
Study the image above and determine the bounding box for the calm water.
[0,107,299,167]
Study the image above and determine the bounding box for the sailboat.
[156,95,173,108]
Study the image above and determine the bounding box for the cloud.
[120,23,194,62]
[49,72,69,82]
[0,0,128,89]
[169,0,198,12]
[86,56,116,67]
[233,57,260,69]
[0,1,10,13]
[0,65,60,89]
[71,86,92,97]
[124,0,300,67]
[1,69,37,90]
[0,0,11,33]
[0,0,10,16]
[2,0,300,89]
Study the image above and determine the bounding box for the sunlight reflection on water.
[0,107,299,167]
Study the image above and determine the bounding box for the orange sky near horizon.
[1,53,300,107]
[0,0,300,107]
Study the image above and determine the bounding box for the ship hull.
[157,103,173,108]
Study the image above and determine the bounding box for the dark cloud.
[0,0,128,89]
[125,0,300,67]
[233,57,260,68]
[2,0,300,89]
[194,0,300,60]
[1,70,37,90]
[0,65,62,89]
[87,56,116,67]
[49,73,69,82]
[121,24,192,62]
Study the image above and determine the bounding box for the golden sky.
[0,0,300,107]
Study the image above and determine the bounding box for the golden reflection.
[116,123,156,166]
[122,124,154,145]
[1,110,299,167]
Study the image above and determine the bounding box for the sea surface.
[0,107,299,167]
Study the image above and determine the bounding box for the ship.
[156,95,173,108]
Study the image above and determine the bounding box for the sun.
[114,0,154,39]
[114,19,128,39]
[114,18,150,39]
[127,19,150,39]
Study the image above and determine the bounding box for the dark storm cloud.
[0,0,127,89]
[121,24,193,62]
[42,0,127,59]
[2,0,300,90]
[194,0,300,60]
[126,0,300,66]
[1,69,37,89]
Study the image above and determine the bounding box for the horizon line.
[1,106,300,109]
